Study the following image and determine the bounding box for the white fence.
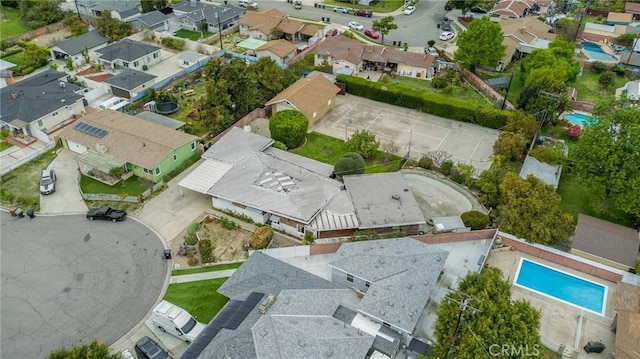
[0,142,55,177]
[249,245,310,259]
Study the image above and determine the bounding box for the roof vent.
[298,338,306,347]
[403,188,409,192]
[59,81,66,88]
[95,143,108,153]
[391,194,400,200]
[11,92,18,99]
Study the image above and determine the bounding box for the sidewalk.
[169,269,237,283]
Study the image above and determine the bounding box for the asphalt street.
[0,214,169,359]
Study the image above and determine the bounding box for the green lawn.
[2,50,31,67]
[163,278,229,324]
[388,76,489,104]
[322,0,404,13]
[174,29,214,41]
[0,6,29,40]
[172,262,243,276]
[478,65,524,105]
[572,71,627,105]
[292,132,403,173]
[0,148,58,211]
[80,174,151,195]
[0,141,12,152]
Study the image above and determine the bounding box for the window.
[191,142,196,151]
[183,60,189,65]
[52,111,58,116]
[133,61,139,67]
[365,281,370,288]
[153,53,159,58]
[155,167,161,175]
[382,322,391,328]
[123,62,129,68]
[143,168,153,174]
[173,154,177,161]
[347,274,354,283]
[37,120,44,127]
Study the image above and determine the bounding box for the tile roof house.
[625,1,640,20]
[607,12,633,25]
[129,10,169,32]
[239,9,321,42]
[103,68,156,99]
[95,39,162,72]
[255,39,298,66]
[613,281,640,359]
[497,16,557,71]
[49,31,109,68]
[312,36,437,79]
[0,70,85,143]
[172,1,244,33]
[265,74,341,125]
[329,237,449,344]
[570,214,640,270]
[490,0,535,18]
[57,109,198,184]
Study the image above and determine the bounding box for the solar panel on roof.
[224,292,264,330]
[73,121,108,138]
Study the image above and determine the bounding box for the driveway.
[0,213,168,359]
[311,94,499,172]
[40,149,88,214]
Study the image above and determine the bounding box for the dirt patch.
[270,232,301,248]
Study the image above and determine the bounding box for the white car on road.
[404,6,416,14]
[439,31,455,41]
[333,6,349,13]
[349,21,364,31]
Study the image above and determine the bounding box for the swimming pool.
[514,258,606,314]
[582,42,618,62]
[564,112,596,126]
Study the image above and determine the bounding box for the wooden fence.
[2,22,66,46]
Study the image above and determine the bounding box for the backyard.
[385,75,490,104]
[80,174,153,195]
[0,148,58,211]
[174,29,214,41]
[163,278,229,323]
[0,6,28,40]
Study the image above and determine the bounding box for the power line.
[445,292,481,359]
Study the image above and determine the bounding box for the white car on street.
[404,6,416,14]
[333,6,348,13]
[439,31,455,41]
[349,21,364,31]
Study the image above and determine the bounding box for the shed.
[485,77,509,90]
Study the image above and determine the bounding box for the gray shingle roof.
[134,10,167,27]
[329,237,449,334]
[179,50,209,64]
[104,69,156,90]
[136,111,185,129]
[96,39,160,62]
[173,2,245,24]
[93,0,140,18]
[573,214,640,267]
[52,31,109,56]
[343,172,426,229]
[0,70,84,125]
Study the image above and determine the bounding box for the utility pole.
[215,12,223,50]
[501,72,514,110]
[573,1,590,42]
[445,292,480,359]
[74,0,83,22]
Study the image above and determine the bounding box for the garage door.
[110,86,130,99]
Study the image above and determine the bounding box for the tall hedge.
[335,75,518,129]
[269,110,308,149]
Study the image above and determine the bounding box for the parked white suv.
[40,169,57,195]
[239,0,258,8]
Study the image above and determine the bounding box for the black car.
[86,206,127,222]
[444,1,452,10]
[135,336,172,359]
[470,6,489,13]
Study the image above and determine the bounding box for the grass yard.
[322,0,404,13]
[2,50,31,67]
[572,70,627,105]
[292,132,403,173]
[163,278,229,324]
[0,148,58,211]
[80,174,152,196]
[172,262,244,276]
[0,141,12,152]
[0,6,29,40]
[174,29,214,41]
[387,76,489,104]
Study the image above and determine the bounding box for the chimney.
[11,92,18,99]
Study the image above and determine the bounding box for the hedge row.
[335,75,518,130]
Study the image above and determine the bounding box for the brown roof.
[615,283,640,359]
[300,23,320,37]
[491,0,534,17]
[572,214,640,267]
[265,74,340,119]
[239,9,313,36]
[608,12,633,22]
[500,16,556,43]
[501,37,519,61]
[626,1,640,14]
[57,110,198,169]
[257,39,297,58]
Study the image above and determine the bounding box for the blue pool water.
[564,113,596,126]
[515,259,606,314]
[582,42,618,61]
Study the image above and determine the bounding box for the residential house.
[129,10,169,32]
[0,59,16,88]
[265,74,340,125]
[490,0,535,18]
[623,80,640,100]
[103,68,156,99]
[57,110,198,184]
[312,36,437,79]
[255,39,298,66]
[74,0,141,21]
[329,237,449,345]
[607,12,633,26]
[239,8,321,42]
[625,1,640,20]
[49,31,110,68]
[178,50,209,68]
[613,282,640,359]
[498,16,556,71]
[0,70,85,144]
[570,214,640,271]
[172,1,244,33]
[94,39,162,72]
[136,111,185,130]
[582,22,640,43]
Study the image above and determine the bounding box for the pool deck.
[582,42,621,64]
[488,250,616,358]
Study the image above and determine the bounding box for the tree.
[492,131,527,162]
[447,0,494,13]
[497,172,575,244]
[334,152,366,177]
[347,130,380,159]
[431,268,542,359]
[454,17,505,72]
[371,16,397,44]
[269,110,308,149]
[427,39,436,47]
[19,0,63,29]
[520,39,580,84]
[616,33,636,46]
[48,340,121,359]
[572,100,640,218]
[62,12,89,36]
[95,11,132,41]
[555,18,580,41]
[477,162,508,208]
[17,40,50,67]
[461,210,489,229]
[141,0,168,13]
[598,70,615,88]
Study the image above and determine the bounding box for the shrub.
[334,152,366,176]
[269,110,308,149]
[493,131,527,162]
[529,145,566,165]
[184,233,198,246]
[590,61,608,74]
[20,66,35,75]
[599,71,616,88]
[188,222,200,235]
[219,216,237,230]
[303,232,315,245]
[0,48,22,58]
[187,254,199,266]
[431,72,452,89]
[567,125,582,139]
[461,210,489,230]
[441,85,453,94]
[451,163,475,186]
[440,160,454,176]
[251,226,273,249]
[198,239,215,263]
[161,37,185,50]
[610,65,626,77]
[347,130,380,159]
[418,155,434,170]
[272,141,287,150]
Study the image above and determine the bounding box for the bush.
[440,160,454,176]
[567,125,582,139]
[493,131,527,162]
[451,163,475,186]
[0,48,22,58]
[610,65,626,77]
[599,71,616,88]
[272,141,287,150]
[219,216,237,230]
[303,232,315,245]
[590,61,608,74]
[20,66,35,75]
[346,130,379,159]
[461,210,489,230]
[188,222,200,235]
[198,239,215,263]
[418,155,434,170]
[529,146,566,165]
[334,152,366,176]
[336,74,517,129]
[184,233,198,246]
[187,255,200,266]
[250,226,273,249]
[269,110,308,149]
[431,72,452,89]
[161,37,185,50]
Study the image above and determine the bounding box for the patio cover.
[236,38,268,50]
[75,149,126,173]
[177,159,232,194]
